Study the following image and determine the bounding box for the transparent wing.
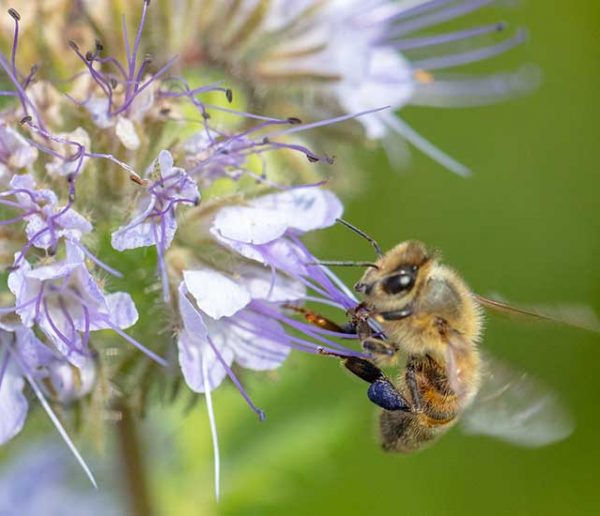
[461,354,574,447]
[475,294,600,333]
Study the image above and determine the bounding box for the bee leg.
[336,355,383,383]
[362,337,399,358]
[331,355,412,412]
[376,306,413,321]
[405,360,423,414]
[284,305,355,334]
[367,379,412,412]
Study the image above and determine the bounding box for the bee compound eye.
[381,268,415,295]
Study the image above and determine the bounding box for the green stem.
[115,402,154,516]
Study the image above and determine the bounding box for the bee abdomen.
[379,410,456,453]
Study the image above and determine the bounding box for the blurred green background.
[3,1,600,515]
[148,2,600,515]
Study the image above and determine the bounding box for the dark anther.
[496,22,506,32]
[30,64,40,75]
[68,40,79,51]
[307,155,319,163]
[202,112,211,120]
[129,175,146,186]
[262,137,270,144]
[7,8,20,21]
[225,89,233,103]
[193,197,200,206]
[85,51,94,62]
[19,116,32,125]
[144,0,151,5]
[95,39,104,52]
[143,53,153,64]
[326,155,335,164]
[159,107,171,116]
[67,173,76,183]
[287,117,302,124]
[109,78,118,89]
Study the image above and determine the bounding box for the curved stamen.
[205,335,265,421]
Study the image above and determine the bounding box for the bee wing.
[460,354,574,447]
[475,294,600,333]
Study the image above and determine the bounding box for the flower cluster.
[0,0,532,499]
[172,0,533,175]
[0,0,367,493]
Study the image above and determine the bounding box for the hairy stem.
[115,401,154,516]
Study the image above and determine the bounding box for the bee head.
[354,241,432,303]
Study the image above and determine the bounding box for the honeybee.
[299,221,590,452]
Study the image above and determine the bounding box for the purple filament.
[205,334,266,421]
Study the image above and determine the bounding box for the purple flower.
[197,0,532,175]
[0,325,96,445]
[177,185,367,498]
[6,242,165,367]
[1,174,91,256]
[212,186,342,245]
[178,265,305,397]
[68,0,175,149]
[211,186,348,281]
[112,149,200,301]
[82,84,156,150]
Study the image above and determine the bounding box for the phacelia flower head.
[174,0,533,175]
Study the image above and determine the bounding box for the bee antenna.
[307,260,379,270]
[336,218,383,258]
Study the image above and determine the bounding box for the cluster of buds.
[0,0,530,497]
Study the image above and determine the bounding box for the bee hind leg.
[404,360,424,413]
[325,354,412,412]
[367,379,412,412]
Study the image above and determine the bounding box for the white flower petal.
[177,284,232,392]
[179,332,232,393]
[209,229,267,264]
[212,206,289,245]
[238,264,305,302]
[250,187,343,233]
[84,97,113,128]
[115,117,141,150]
[0,364,28,445]
[158,149,174,175]
[183,269,251,319]
[103,292,139,330]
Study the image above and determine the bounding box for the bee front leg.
[362,337,399,358]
